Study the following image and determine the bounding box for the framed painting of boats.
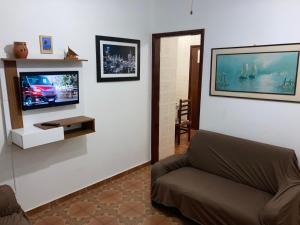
[210,43,300,103]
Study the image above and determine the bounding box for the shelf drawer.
[11,126,64,149]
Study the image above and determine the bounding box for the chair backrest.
[187,130,300,194]
[177,99,191,124]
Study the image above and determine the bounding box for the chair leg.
[177,129,181,145]
[175,125,180,145]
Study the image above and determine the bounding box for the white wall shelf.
[11,116,95,149]
[11,126,64,149]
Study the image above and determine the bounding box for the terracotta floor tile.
[84,217,120,225]
[32,219,48,225]
[83,218,103,225]
[46,216,68,225]
[32,215,67,225]
[143,215,167,225]
[97,190,123,204]
[29,165,198,225]
[122,180,144,190]
[65,203,91,221]
[93,215,120,225]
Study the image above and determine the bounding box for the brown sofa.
[0,185,31,225]
[151,130,300,225]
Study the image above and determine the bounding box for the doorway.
[151,29,205,164]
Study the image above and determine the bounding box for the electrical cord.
[10,144,17,193]
[190,0,194,15]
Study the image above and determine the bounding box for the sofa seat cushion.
[153,167,273,225]
[0,212,31,225]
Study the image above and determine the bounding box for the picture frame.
[210,43,300,103]
[39,35,53,54]
[95,35,140,82]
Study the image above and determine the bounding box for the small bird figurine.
[65,46,79,60]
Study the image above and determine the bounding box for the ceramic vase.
[13,42,28,59]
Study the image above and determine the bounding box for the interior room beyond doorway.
[158,34,202,160]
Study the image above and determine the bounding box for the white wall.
[159,37,178,160]
[0,0,151,211]
[151,0,300,159]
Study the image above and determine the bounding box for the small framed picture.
[39,35,53,54]
[95,35,140,82]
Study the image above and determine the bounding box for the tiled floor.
[28,166,197,225]
[175,130,197,155]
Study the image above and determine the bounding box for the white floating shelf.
[11,126,64,149]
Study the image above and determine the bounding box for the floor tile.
[28,164,198,225]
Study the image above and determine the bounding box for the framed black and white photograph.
[96,35,140,82]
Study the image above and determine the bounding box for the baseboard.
[26,161,150,216]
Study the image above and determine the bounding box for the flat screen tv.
[20,71,79,110]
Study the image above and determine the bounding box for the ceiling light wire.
[190,0,194,15]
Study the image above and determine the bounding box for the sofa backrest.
[187,130,300,194]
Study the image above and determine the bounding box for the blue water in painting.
[216,52,299,95]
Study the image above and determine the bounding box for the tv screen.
[20,71,79,110]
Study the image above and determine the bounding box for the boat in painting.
[248,64,257,79]
[239,64,249,80]
[239,63,257,80]
[280,72,295,92]
[215,51,299,95]
[216,72,229,88]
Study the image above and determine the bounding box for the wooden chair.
[175,99,192,145]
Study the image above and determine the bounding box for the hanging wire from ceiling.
[190,0,194,15]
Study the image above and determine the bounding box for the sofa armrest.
[151,154,189,190]
[260,184,300,225]
[0,185,22,217]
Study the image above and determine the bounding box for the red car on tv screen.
[21,75,57,106]
[20,71,79,110]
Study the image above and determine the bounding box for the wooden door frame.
[188,45,201,130]
[151,29,205,164]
